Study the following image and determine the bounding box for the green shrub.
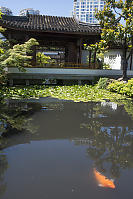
[97,77,109,89]
[107,78,133,97]
[102,63,111,70]
[108,81,125,93]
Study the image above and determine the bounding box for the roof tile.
[0,14,101,34]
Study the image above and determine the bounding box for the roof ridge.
[29,14,73,19]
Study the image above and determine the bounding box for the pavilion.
[0,14,101,67]
[0,14,133,84]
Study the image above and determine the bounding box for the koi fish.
[93,168,115,189]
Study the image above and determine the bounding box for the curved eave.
[0,21,101,36]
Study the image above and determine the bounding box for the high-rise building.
[73,0,104,24]
[19,8,40,16]
[0,6,13,16]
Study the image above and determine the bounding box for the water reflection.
[0,154,8,198]
[74,102,133,179]
[0,102,39,137]
[0,99,133,198]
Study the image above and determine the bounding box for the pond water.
[0,98,133,199]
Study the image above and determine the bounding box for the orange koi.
[93,168,115,189]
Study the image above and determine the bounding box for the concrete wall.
[7,67,133,80]
[7,67,133,85]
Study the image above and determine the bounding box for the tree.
[0,38,39,71]
[0,11,4,55]
[0,11,7,84]
[87,0,133,79]
[0,38,39,85]
[36,52,51,66]
[0,10,40,84]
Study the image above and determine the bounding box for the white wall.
[104,49,122,70]
[104,49,133,71]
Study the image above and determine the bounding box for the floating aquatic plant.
[0,85,129,102]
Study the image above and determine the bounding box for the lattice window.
[108,55,117,65]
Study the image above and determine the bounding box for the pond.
[0,97,133,199]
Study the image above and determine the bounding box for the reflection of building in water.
[71,138,91,145]
[101,102,118,111]
[0,154,8,197]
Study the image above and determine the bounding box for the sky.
[0,0,74,17]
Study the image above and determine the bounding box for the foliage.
[0,12,6,84]
[0,37,39,84]
[84,44,111,70]
[0,84,128,102]
[36,52,51,66]
[97,77,109,89]
[84,45,104,69]
[86,0,133,79]
[0,38,39,71]
[102,63,111,70]
[0,11,39,79]
[0,11,5,55]
[0,40,11,84]
[96,52,111,69]
[108,78,133,97]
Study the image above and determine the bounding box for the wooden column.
[130,53,132,70]
[77,38,82,64]
[8,33,13,47]
[89,50,92,68]
[94,50,96,69]
[25,34,30,41]
[65,46,69,63]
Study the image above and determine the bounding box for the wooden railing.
[22,62,101,69]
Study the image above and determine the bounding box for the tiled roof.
[0,15,101,34]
